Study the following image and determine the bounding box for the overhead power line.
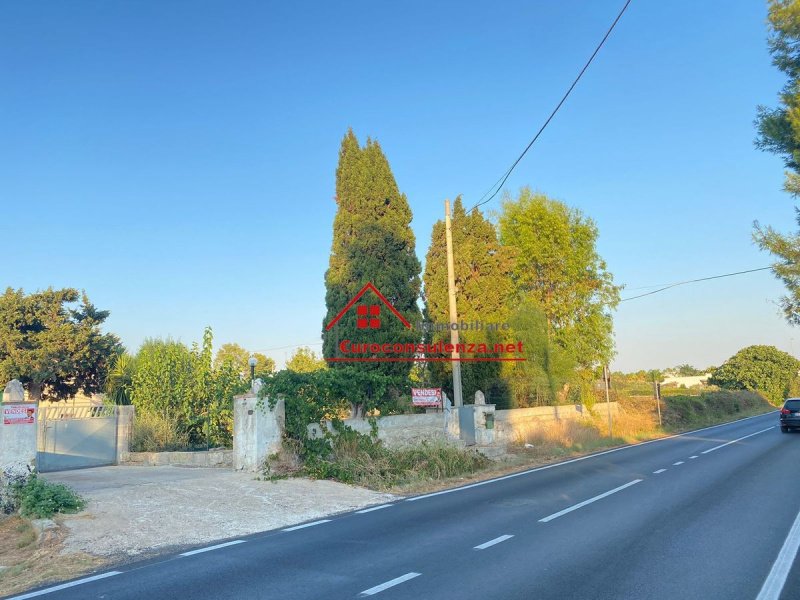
[619,266,775,303]
[469,0,633,212]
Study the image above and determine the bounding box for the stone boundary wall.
[125,449,233,468]
[335,413,453,449]
[493,402,619,445]
[337,402,619,450]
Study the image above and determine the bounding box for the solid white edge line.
[474,534,514,550]
[282,519,331,531]
[756,507,800,600]
[356,504,393,514]
[700,426,774,454]
[539,479,643,523]
[359,572,421,596]
[179,540,245,556]
[405,412,776,502]
[673,461,684,466]
[653,469,667,474]
[6,571,122,599]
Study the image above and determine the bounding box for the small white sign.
[2,404,36,425]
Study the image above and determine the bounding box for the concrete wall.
[233,393,284,472]
[334,412,454,449]
[126,449,232,468]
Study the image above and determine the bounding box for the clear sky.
[2,0,797,372]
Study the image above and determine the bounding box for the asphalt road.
[8,411,800,600]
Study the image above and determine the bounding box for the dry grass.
[0,515,106,598]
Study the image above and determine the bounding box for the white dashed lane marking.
[283,519,331,531]
[357,504,393,514]
[673,461,684,466]
[474,535,514,550]
[539,480,643,523]
[179,540,245,556]
[6,571,122,599]
[653,469,667,474]
[701,427,774,454]
[359,573,421,596]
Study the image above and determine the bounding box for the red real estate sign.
[2,404,36,425]
[411,388,442,408]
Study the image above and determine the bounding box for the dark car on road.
[780,398,800,432]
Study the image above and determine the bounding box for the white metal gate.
[37,405,119,472]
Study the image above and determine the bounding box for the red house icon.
[325,282,412,331]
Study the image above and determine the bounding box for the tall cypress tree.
[423,197,514,406]
[322,130,422,380]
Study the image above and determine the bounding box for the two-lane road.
[8,411,800,600]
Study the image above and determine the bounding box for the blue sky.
[2,0,797,371]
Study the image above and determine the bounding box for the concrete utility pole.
[444,199,464,407]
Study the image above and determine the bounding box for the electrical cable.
[619,266,775,302]
[469,0,633,212]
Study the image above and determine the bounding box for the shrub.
[661,390,772,430]
[2,472,85,519]
[300,429,490,490]
[130,410,190,452]
[1,469,30,515]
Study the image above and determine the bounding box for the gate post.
[116,406,135,464]
[233,390,284,472]
[0,380,38,476]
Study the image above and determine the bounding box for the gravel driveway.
[43,466,395,558]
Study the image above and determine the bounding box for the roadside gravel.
[43,466,395,558]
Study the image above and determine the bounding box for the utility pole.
[444,199,464,407]
[603,365,613,438]
[654,375,662,427]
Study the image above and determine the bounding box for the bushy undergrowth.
[130,410,190,452]
[263,429,489,490]
[1,471,85,519]
[661,389,772,430]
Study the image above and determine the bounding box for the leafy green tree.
[214,343,275,376]
[756,0,800,196]
[423,197,514,405]
[286,346,327,373]
[754,0,800,324]
[131,328,247,447]
[506,299,575,407]
[498,188,620,399]
[671,364,701,377]
[0,287,121,402]
[709,344,800,405]
[322,130,422,382]
[252,353,275,376]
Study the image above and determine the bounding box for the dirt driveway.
[43,466,395,558]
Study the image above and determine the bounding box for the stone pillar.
[233,392,284,472]
[116,405,135,464]
[1,380,37,476]
[473,403,496,446]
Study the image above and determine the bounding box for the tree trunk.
[28,382,43,402]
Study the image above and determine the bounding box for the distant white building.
[661,374,711,389]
